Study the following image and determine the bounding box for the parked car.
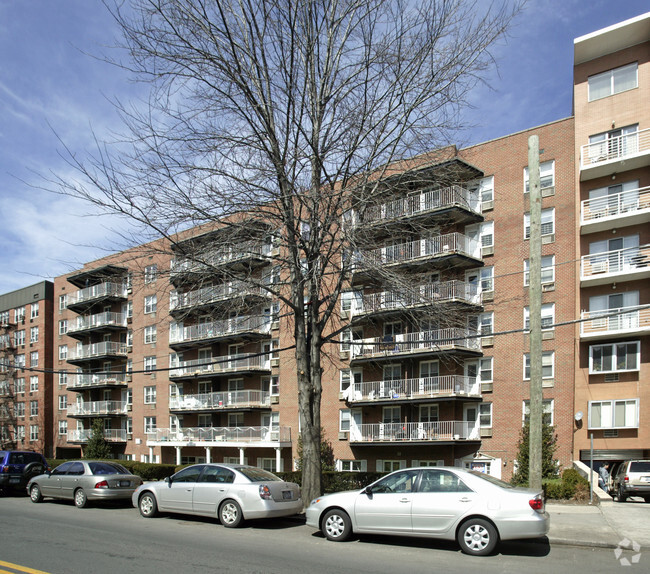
[0,450,49,494]
[27,460,143,508]
[132,463,302,527]
[306,466,549,556]
[611,460,650,503]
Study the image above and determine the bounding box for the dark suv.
[0,450,49,494]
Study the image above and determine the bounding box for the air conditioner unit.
[340,310,350,319]
[270,358,279,367]
[340,350,350,360]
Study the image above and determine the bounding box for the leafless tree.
[54,0,521,505]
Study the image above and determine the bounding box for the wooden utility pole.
[528,135,543,491]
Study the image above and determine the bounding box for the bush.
[542,468,590,500]
[276,471,384,495]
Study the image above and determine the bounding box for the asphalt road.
[0,494,645,574]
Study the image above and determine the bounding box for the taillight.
[624,475,629,483]
[259,485,272,500]
[94,480,109,489]
[1,466,8,473]
[529,497,544,511]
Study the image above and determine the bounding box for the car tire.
[23,462,45,480]
[30,484,43,503]
[219,500,243,528]
[617,485,627,503]
[74,488,88,508]
[138,492,158,518]
[321,509,352,542]
[643,497,650,504]
[457,518,498,556]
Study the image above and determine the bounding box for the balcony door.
[418,405,439,439]
[419,360,439,395]
[589,291,639,330]
[589,235,639,273]
[381,364,402,398]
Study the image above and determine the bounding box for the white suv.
[611,460,650,503]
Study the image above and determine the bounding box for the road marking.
[0,561,50,574]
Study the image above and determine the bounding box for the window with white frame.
[524,351,554,380]
[16,425,25,441]
[30,401,38,417]
[0,310,8,325]
[15,330,25,345]
[30,376,38,392]
[14,306,25,322]
[198,414,212,428]
[341,290,362,315]
[30,351,38,367]
[59,345,68,360]
[144,325,157,344]
[15,377,25,393]
[524,303,555,331]
[144,264,158,284]
[144,356,157,372]
[144,386,157,404]
[262,376,279,396]
[479,403,492,428]
[588,125,638,161]
[339,409,351,432]
[58,395,67,410]
[472,175,494,204]
[523,399,554,425]
[340,368,362,393]
[589,341,639,374]
[59,294,67,311]
[30,302,39,319]
[588,63,637,101]
[479,357,493,383]
[15,354,25,369]
[16,402,25,417]
[480,266,494,293]
[524,255,555,285]
[58,372,67,386]
[30,327,39,343]
[144,416,157,434]
[589,399,638,429]
[377,460,403,472]
[336,460,366,472]
[58,420,68,436]
[524,208,555,239]
[480,220,494,248]
[524,160,555,192]
[58,320,68,335]
[30,425,39,442]
[144,295,157,314]
[479,312,493,335]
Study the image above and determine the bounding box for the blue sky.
[0,0,648,294]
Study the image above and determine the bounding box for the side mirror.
[364,485,373,496]
[165,476,173,485]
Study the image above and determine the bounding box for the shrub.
[542,468,590,500]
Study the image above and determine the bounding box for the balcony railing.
[67,429,127,443]
[169,315,272,345]
[581,244,650,280]
[349,328,481,359]
[67,312,128,335]
[581,185,650,225]
[355,185,481,227]
[581,128,650,171]
[171,242,272,276]
[67,372,129,390]
[343,375,480,402]
[67,342,128,361]
[355,232,480,270]
[169,390,270,410]
[349,421,479,443]
[67,400,129,416]
[581,305,650,337]
[170,353,271,378]
[170,282,270,311]
[149,425,291,444]
[66,282,127,307]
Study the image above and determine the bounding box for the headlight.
[309,497,322,506]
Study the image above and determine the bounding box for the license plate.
[9,478,19,484]
[642,477,650,483]
[282,490,293,500]
[120,480,131,487]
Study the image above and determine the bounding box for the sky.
[0,0,649,295]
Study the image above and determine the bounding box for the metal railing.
[67,429,127,442]
[171,242,272,275]
[350,421,478,442]
[344,376,480,402]
[67,400,129,416]
[581,305,650,336]
[67,312,127,334]
[580,127,650,170]
[170,282,270,311]
[169,315,272,345]
[581,185,650,224]
[170,353,271,377]
[67,372,129,390]
[169,390,270,410]
[67,282,127,307]
[581,244,650,279]
[68,342,128,361]
[150,425,291,443]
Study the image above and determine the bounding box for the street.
[0,494,646,574]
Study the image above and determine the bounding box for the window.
[479,312,493,336]
[59,294,67,311]
[479,403,492,428]
[524,303,555,330]
[144,417,157,434]
[144,295,157,314]
[589,399,638,429]
[340,409,351,432]
[588,63,637,101]
[58,420,68,436]
[30,401,38,417]
[472,175,494,204]
[16,402,25,417]
[524,255,555,285]
[524,208,555,239]
[0,310,9,325]
[30,425,39,442]
[144,264,158,284]
[341,291,362,314]
[30,376,38,392]
[373,469,419,492]
[144,386,157,404]
[58,372,68,386]
[15,330,25,345]
[144,356,157,372]
[14,306,25,322]
[30,302,39,319]
[588,125,638,162]
[262,376,279,396]
[58,320,68,335]
[524,160,555,192]
[58,395,67,410]
[30,351,38,367]
[337,460,365,472]
[16,426,25,441]
[479,266,494,293]
[590,341,639,374]
[15,377,25,393]
[524,351,554,380]
[59,345,68,360]
[144,325,157,344]
[198,414,212,428]
[15,354,25,368]
[523,399,554,425]
[480,357,493,383]
[30,327,39,343]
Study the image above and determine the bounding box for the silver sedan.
[132,463,302,527]
[306,466,549,556]
[27,460,143,508]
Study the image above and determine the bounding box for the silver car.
[27,460,143,508]
[306,466,549,556]
[132,463,302,527]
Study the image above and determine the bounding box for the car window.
[629,462,650,473]
[199,466,235,484]
[238,467,281,482]
[419,470,473,493]
[8,452,44,465]
[173,465,204,483]
[52,462,74,475]
[467,470,512,489]
[89,462,130,475]
[67,462,85,476]
[372,470,419,493]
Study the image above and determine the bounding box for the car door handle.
[458,497,473,503]
[399,498,410,503]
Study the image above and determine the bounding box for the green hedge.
[542,468,590,500]
[277,471,383,494]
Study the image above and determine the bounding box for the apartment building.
[0,282,54,456]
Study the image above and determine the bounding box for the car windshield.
[238,467,282,482]
[468,470,515,489]
[8,452,43,465]
[89,462,130,475]
[629,462,650,472]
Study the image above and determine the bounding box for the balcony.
[169,390,270,411]
[580,305,650,340]
[581,186,650,234]
[349,328,481,363]
[170,353,271,380]
[66,312,128,338]
[147,425,291,447]
[343,375,481,404]
[580,128,650,181]
[353,185,482,230]
[169,315,272,349]
[66,372,129,391]
[66,282,128,312]
[67,342,129,364]
[67,429,127,443]
[170,282,270,314]
[67,400,129,417]
[349,421,480,444]
[581,244,650,286]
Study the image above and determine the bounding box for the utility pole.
[528,135,543,491]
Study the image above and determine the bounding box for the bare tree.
[54,0,520,505]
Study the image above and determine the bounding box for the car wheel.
[74,488,88,508]
[219,500,243,528]
[30,484,43,503]
[643,497,650,504]
[23,462,45,480]
[457,518,498,556]
[321,509,352,542]
[139,492,158,518]
[617,485,627,503]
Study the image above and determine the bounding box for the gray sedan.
[306,466,549,556]
[132,463,302,527]
[27,460,143,508]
